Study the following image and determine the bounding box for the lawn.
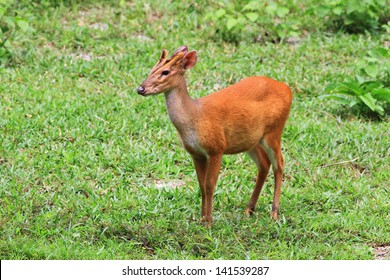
[0,0,389,259]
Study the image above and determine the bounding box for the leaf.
[374,104,384,115]
[362,81,382,92]
[324,83,338,93]
[226,17,237,31]
[359,93,376,110]
[382,23,390,33]
[368,47,390,58]
[360,93,384,114]
[344,18,354,25]
[336,81,363,96]
[346,0,362,14]
[242,1,261,11]
[237,15,246,25]
[276,25,286,39]
[265,2,277,16]
[0,46,6,57]
[215,9,226,19]
[319,94,358,106]
[354,74,365,84]
[333,6,343,16]
[367,9,379,21]
[276,7,289,18]
[4,39,11,48]
[3,16,15,28]
[349,99,360,108]
[119,0,126,8]
[245,12,258,22]
[316,5,330,17]
[364,63,379,78]
[372,88,390,102]
[16,19,29,32]
[287,30,300,38]
[340,80,363,95]
[203,12,213,21]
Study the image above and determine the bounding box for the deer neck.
[164,78,198,134]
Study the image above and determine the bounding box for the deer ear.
[183,51,197,69]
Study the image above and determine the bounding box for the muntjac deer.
[137,46,292,227]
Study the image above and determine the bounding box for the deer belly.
[223,125,264,154]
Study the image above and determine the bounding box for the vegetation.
[321,47,390,116]
[0,0,35,64]
[0,0,389,260]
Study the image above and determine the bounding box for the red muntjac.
[138,46,292,227]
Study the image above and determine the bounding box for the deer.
[137,46,292,227]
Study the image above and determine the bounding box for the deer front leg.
[203,154,222,227]
[192,155,207,219]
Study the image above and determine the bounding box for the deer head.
[137,46,197,96]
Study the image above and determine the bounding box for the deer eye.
[161,70,170,76]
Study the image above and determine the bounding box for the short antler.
[150,46,189,74]
[150,49,168,74]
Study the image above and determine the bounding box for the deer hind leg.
[245,145,271,215]
[260,135,284,221]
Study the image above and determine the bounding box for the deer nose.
[137,86,146,95]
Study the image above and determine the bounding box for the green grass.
[0,1,389,260]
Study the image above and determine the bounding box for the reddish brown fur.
[138,46,292,227]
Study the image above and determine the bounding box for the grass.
[0,1,389,260]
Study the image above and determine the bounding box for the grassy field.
[0,1,389,259]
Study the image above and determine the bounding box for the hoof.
[201,216,212,228]
[271,211,279,221]
[244,208,254,215]
[204,222,212,228]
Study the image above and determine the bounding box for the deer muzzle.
[137,86,146,96]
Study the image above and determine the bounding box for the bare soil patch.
[154,179,186,189]
[375,245,390,260]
